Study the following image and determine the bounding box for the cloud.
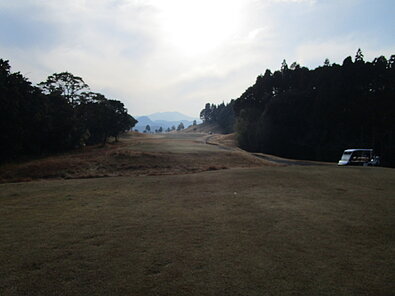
[296,38,359,67]
[270,0,315,3]
[296,36,395,68]
[1,0,394,117]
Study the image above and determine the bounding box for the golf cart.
[338,149,380,166]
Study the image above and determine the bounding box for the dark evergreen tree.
[199,101,235,133]
[355,48,364,63]
[202,52,395,167]
[324,58,330,67]
[177,122,185,131]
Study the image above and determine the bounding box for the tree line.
[0,59,137,163]
[200,50,395,167]
[143,121,189,133]
[200,101,235,134]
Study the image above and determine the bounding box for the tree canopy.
[177,122,185,131]
[0,59,137,163]
[200,101,235,134]
[38,72,89,105]
[201,50,395,167]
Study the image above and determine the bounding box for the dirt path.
[203,133,330,166]
[252,153,331,166]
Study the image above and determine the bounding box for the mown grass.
[1,164,394,295]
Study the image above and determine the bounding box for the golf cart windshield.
[341,151,352,161]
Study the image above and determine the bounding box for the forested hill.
[0,59,137,163]
[200,50,395,167]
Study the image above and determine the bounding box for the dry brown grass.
[0,132,394,295]
[205,133,238,148]
[0,133,271,183]
[0,165,394,295]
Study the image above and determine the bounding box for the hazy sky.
[1,0,394,118]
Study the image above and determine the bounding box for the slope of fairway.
[0,133,271,183]
[1,165,394,295]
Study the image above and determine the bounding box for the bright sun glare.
[156,0,243,56]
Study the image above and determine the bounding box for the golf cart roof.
[343,149,373,153]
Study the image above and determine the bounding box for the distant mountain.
[145,112,197,122]
[135,116,154,126]
[134,112,201,132]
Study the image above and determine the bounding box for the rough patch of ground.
[0,132,274,183]
[1,165,394,295]
[205,133,238,148]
